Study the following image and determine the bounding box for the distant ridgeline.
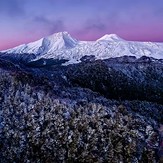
[0,54,162,104]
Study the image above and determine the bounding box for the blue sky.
[0,0,163,50]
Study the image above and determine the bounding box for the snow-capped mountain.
[1,31,163,64]
[3,32,78,54]
[97,34,124,41]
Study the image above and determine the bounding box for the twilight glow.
[0,0,163,50]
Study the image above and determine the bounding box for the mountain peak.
[50,31,69,38]
[97,34,124,41]
[47,31,77,42]
[41,31,78,51]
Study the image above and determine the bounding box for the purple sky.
[0,0,163,50]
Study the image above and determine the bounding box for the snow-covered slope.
[97,34,124,41]
[3,32,78,54]
[2,31,163,64]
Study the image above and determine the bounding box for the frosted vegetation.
[0,58,163,162]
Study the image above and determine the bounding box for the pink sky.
[0,0,163,50]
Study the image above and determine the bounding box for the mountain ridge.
[1,31,163,64]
